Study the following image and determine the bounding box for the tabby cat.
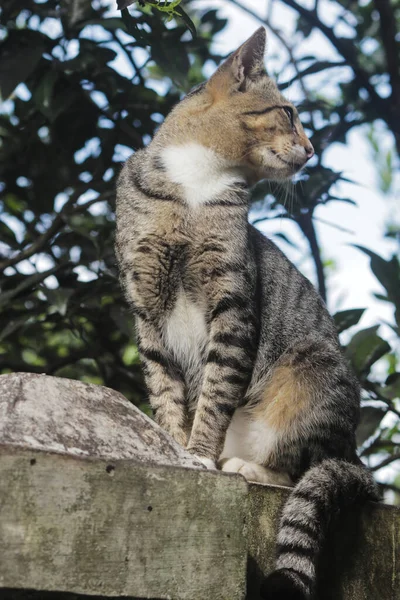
[115,27,378,599]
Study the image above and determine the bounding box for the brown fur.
[253,364,314,434]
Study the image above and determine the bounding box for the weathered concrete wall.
[0,447,247,600]
[246,484,400,600]
[0,373,399,600]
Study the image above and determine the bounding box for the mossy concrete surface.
[0,372,201,469]
[0,447,247,600]
[1,373,399,600]
[247,484,400,600]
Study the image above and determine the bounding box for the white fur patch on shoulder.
[160,143,244,207]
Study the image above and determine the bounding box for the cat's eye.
[283,107,294,127]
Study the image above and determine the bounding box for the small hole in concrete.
[106,464,115,474]
[227,534,230,539]
[147,505,153,512]
[30,458,36,466]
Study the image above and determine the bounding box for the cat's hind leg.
[218,407,293,486]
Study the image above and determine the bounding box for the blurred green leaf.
[43,288,74,317]
[0,221,18,247]
[150,34,191,87]
[174,6,197,39]
[0,315,32,342]
[0,30,45,101]
[377,373,400,401]
[356,406,387,446]
[346,326,391,375]
[355,246,400,325]
[334,308,365,334]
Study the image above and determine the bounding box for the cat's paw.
[194,456,217,470]
[221,457,292,486]
[221,457,266,482]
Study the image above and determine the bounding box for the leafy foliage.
[0,0,399,500]
[0,0,223,406]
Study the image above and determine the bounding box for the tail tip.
[260,568,308,600]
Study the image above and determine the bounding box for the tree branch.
[279,0,386,105]
[112,31,145,85]
[373,0,400,107]
[0,264,67,309]
[0,200,74,272]
[379,482,400,495]
[312,215,354,234]
[361,439,399,457]
[224,0,391,121]
[297,211,327,302]
[226,3,305,88]
[371,452,400,472]
[279,61,346,91]
[0,190,113,272]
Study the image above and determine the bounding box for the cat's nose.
[304,143,314,160]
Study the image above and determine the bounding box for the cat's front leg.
[187,294,257,465]
[136,316,189,447]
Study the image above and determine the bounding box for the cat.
[115,27,378,600]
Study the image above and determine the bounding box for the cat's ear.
[207,27,267,95]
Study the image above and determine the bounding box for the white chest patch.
[160,143,244,208]
[163,291,208,374]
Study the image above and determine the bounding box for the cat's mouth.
[270,149,305,171]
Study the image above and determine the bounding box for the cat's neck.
[157,142,248,208]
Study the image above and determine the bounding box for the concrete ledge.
[0,373,399,600]
[246,484,400,600]
[0,372,201,469]
[0,446,247,600]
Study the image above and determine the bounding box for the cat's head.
[157,28,313,183]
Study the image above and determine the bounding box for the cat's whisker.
[290,180,295,216]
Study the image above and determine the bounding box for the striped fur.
[261,459,379,599]
[115,28,379,599]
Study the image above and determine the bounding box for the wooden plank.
[0,447,248,600]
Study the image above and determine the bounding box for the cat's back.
[116,149,146,208]
[249,224,339,359]
[116,150,149,238]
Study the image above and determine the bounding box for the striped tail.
[260,458,379,600]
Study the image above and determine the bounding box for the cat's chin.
[272,163,305,180]
[247,150,306,182]
[250,164,303,184]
